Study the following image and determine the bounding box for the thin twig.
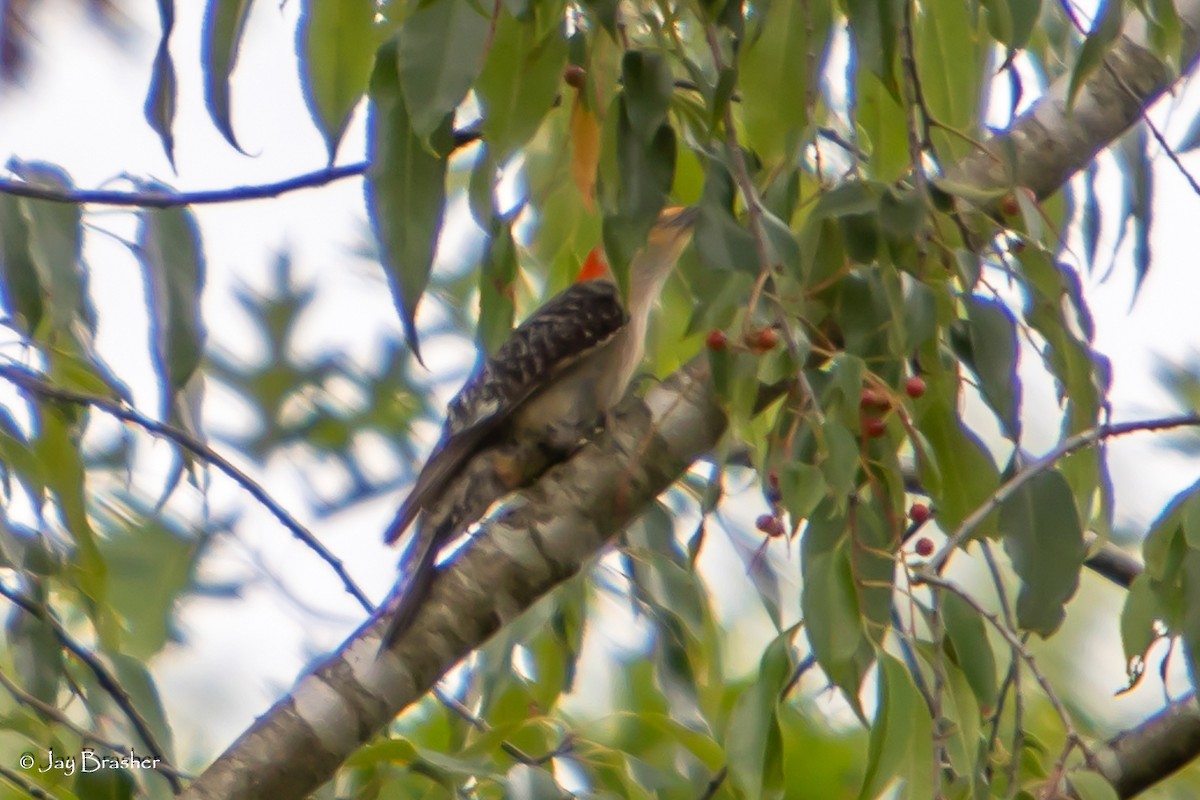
[0,669,194,782]
[430,686,571,766]
[0,125,487,209]
[0,581,183,793]
[0,363,374,613]
[929,413,1200,573]
[699,766,728,800]
[916,572,1095,766]
[0,163,367,208]
[0,764,62,800]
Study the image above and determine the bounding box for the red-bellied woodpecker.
[379,206,696,649]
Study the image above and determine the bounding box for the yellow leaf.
[570,95,600,211]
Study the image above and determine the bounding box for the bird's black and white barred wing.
[383,279,628,544]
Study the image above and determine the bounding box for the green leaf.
[1181,547,1200,688]
[962,296,1021,440]
[915,397,1000,538]
[0,194,44,335]
[144,0,177,167]
[476,13,568,160]
[97,502,200,659]
[9,162,87,336]
[478,218,518,355]
[939,658,982,778]
[819,420,859,497]
[1008,0,1042,51]
[621,51,674,145]
[1069,770,1119,800]
[915,0,984,161]
[397,0,490,139]
[137,203,206,405]
[859,655,919,800]
[366,40,453,362]
[201,0,255,151]
[297,0,376,162]
[855,72,909,182]
[603,97,674,277]
[74,764,135,800]
[693,159,758,273]
[1001,470,1086,636]
[942,590,998,709]
[1120,573,1159,667]
[738,0,831,165]
[105,653,176,765]
[1066,0,1123,110]
[724,634,791,800]
[778,462,826,522]
[845,0,901,92]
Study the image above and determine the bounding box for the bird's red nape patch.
[576,246,609,282]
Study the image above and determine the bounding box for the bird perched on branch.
[379,206,697,649]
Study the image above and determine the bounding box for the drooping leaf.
[144,0,178,168]
[1066,0,1124,110]
[739,0,831,165]
[962,296,1021,441]
[915,0,985,161]
[201,0,255,152]
[366,40,454,362]
[0,194,44,335]
[396,0,490,139]
[136,201,207,409]
[1119,573,1159,672]
[916,397,1000,539]
[1068,770,1120,800]
[8,161,88,337]
[942,590,998,709]
[723,633,791,800]
[478,218,518,355]
[97,501,201,659]
[476,12,568,160]
[621,50,674,146]
[297,0,376,162]
[859,655,920,800]
[1001,470,1086,636]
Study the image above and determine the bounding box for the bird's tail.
[378,529,440,651]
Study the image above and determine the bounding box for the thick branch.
[1094,694,1200,797]
[183,0,1200,795]
[179,359,723,800]
[950,0,1200,199]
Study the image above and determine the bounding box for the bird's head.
[574,206,696,293]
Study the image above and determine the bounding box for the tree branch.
[1094,694,1200,797]
[179,358,723,800]
[181,0,1200,795]
[948,0,1200,200]
[0,163,368,208]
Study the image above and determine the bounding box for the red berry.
[915,537,935,557]
[864,417,887,438]
[756,513,784,537]
[767,471,780,488]
[860,388,889,411]
[909,503,931,524]
[564,64,586,89]
[999,193,1020,216]
[706,329,728,352]
[904,376,926,399]
[746,327,778,353]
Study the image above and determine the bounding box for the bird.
[378,206,697,649]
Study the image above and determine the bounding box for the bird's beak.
[648,206,697,250]
[658,205,698,230]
